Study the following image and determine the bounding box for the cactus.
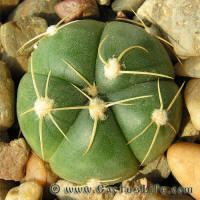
[17,19,182,185]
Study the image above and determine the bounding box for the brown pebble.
[5,181,43,200]
[54,0,99,23]
[8,0,61,24]
[0,16,47,75]
[0,138,30,181]
[0,16,47,57]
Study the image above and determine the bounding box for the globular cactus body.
[17,20,182,185]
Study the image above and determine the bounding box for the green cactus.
[17,19,182,185]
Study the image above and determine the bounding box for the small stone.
[0,16,47,57]
[22,152,59,199]
[112,0,145,12]
[0,138,30,181]
[23,152,59,186]
[0,16,47,75]
[55,0,99,23]
[137,0,200,58]
[96,0,110,6]
[5,181,43,200]
[184,79,200,130]
[9,0,62,25]
[0,61,14,131]
[175,56,200,78]
[167,142,200,200]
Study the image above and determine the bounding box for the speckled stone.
[0,138,30,181]
[137,0,200,58]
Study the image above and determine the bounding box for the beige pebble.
[137,0,200,58]
[184,79,200,130]
[5,181,43,200]
[167,142,200,200]
[175,57,200,78]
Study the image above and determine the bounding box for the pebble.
[175,56,200,78]
[1,16,47,57]
[185,79,200,130]
[112,0,145,12]
[23,152,59,199]
[54,0,99,23]
[23,152,47,186]
[0,61,14,131]
[0,16,47,75]
[0,138,30,181]
[23,152,59,186]
[8,0,62,25]
[137,0,200,58]
[5,181,43,200]
[167,142,200,200]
